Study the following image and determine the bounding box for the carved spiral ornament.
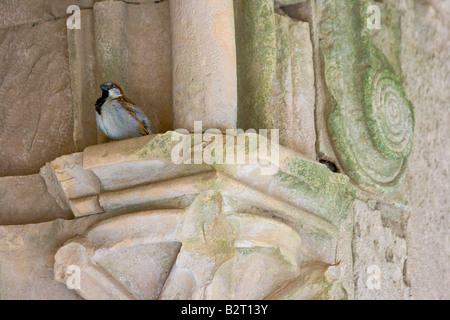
[323,16,415,194]
[366,70,414,160]
[328,61,415,193]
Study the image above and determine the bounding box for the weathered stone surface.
[371,0,402,76]
[352,200,408,300]
[38,131,355,265]
[0,0,93,29]
[234,0,276,131]
[0,174,72,225]
[94,1,127,92]
[126,1,173,134]
[0,18,76,176]
[68,9,98,151]
[0,214,114,299]
[83,133,212,192]
[171,0,237,131]
[44,153,100,200]
[55,200,345,299]
[1,0,445,302]
[214,133,355,227]
[401,0,450,300]
[270,14,316,158]
[314,0,414,194]
[274,0,306,7]
[70,196,103,218]
[40,127,357,300]
[265,261,346,300]
[54,210,184,300]
[40,152,103,217]
[234,2,316,158]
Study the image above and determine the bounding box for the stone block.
[0,18,76,176]
[0,0,93,29]
[0,214,111,299]
[171,0,237,131]
[40,152,103,217]
[82,133,212,191]
[234,2,316,158]
[68,9,98,151]
[352,200,408,299]
[0,174,72,225]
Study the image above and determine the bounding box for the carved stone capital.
[50,133,355,299]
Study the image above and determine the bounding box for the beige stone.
[40,152,103,217]
[170,0,237,131]
[0,0,446,302]
[54,210,185,300]
[269,14,316,158]
[125,1,173,134]
[68,9,98,151]
[70,196,103,218]
[352,200,408,300]
[234,4,316,157]
[0,174,72,225]
[0,0,93,29]
[401,0,450,300]
[0,18,76,176]
[265,261,346,300]
[82,133,212,192]
[55,199,344,299]
[0,214,114,299]
[45,153,100,200]
[46,129,356,299]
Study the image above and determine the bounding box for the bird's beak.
[100,84,109,91]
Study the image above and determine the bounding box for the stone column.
[170,0,237,131]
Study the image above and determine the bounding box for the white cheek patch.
[109,88,122,99]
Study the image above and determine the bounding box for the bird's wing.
[114,97,152,135]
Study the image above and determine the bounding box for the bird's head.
[100,82,124,99]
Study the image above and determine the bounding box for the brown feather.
[114,97,149,135]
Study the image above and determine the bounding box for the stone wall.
[401,0,449,300]
[0,0,448,300]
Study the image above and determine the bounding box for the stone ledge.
[41,132,355,223]
[46,132,356,299]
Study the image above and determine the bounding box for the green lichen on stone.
[136,131,177,161]
[363,68,415,160]
[361,43,415,160]
[317,0,414,194]
[181,192,235,261]
[274,0,306,6]
[275,157,356,225]
[310,277,347,300]
[234,0,276,130]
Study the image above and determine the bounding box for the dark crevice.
[319,159,339,173]
[276,1,313,23]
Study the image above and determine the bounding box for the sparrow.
[95,82,153,140]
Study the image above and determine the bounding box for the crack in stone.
[0,8,93,31]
